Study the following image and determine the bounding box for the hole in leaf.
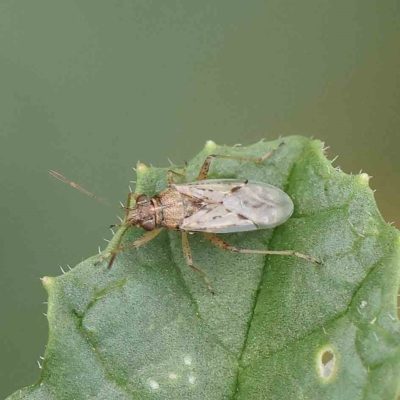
[321,350,334,365]
[317,346,337,381]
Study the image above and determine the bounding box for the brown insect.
[51,144,319,292]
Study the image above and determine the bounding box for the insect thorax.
[153,187,203,230]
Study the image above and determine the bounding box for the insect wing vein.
[176,179,294,233]
[182,203,254,233]
[175,180,254,233]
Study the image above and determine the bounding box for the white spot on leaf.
[360,300,367,309]
[148,380,159,390]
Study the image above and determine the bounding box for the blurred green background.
[1,0,399,397]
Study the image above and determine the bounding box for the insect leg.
[203,232,320,264]
[197,142,284,180]
[181,231,214,293]
[168,170,185,184]
[105,228,163,268]
[167,162,188,184]
[121,192,139,215]
[106,190,156,268]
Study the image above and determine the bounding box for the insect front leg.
[167,162,188,184]
[197,142,284,181]
[104,228,163,268]
[120,192,140,215]
[167,170,185,185]
[181,231,214,294]
[203,232,320,264]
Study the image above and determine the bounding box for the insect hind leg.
[203,232,320,264]
[181,231,214,294]
[196,142,284,181]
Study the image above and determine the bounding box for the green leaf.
[8,136,400,400]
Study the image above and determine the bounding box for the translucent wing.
[174,179,294,233]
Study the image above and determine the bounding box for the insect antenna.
[49,170,113,207]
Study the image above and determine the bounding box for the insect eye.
[136,194,149,205]
[142,218,155,231]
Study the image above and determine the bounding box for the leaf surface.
[8,137,400,400]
